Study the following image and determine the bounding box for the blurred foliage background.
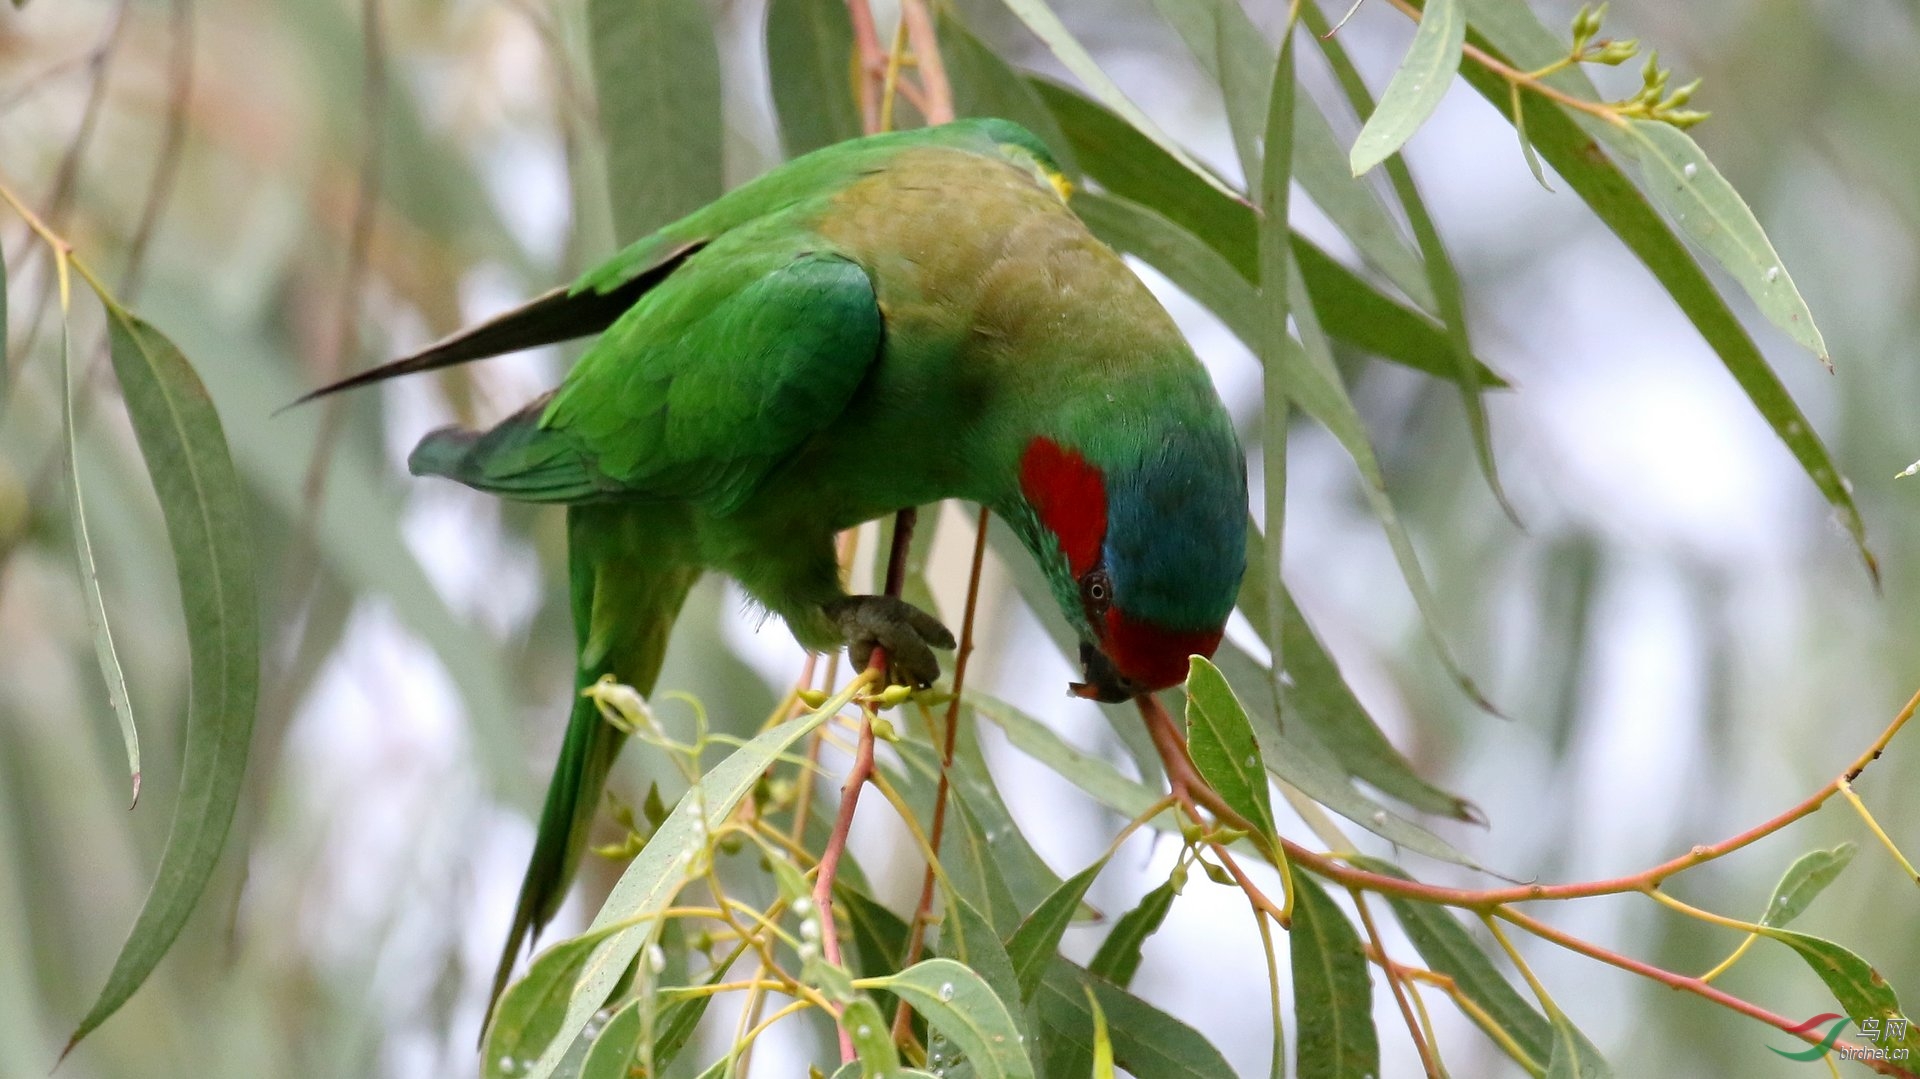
[2,0,1917,1075]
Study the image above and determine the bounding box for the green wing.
[414,237,883,511]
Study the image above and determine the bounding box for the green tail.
[486,503,700,1016]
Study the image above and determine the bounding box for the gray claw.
[825,595,956,687]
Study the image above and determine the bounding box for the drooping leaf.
[1450,3,1872,576]
[485,922,628,1078]
[66,304,259,1053]
[511,686,859,1079]
[882,958,1035,1079]
[766,0,862,157]
[1255,30,1295,694]
[588,0,723,240]
[1350,0,1466,175]
[838,883,907,1020]
[941,11,1080,176]
[1760,843,1857,929]
[1616,118,1830,366]
[59,297,139,806]
[993,0,1240,199]
[940,890,1022,1019]
[1308,0,1515,534]
[843,995,905,1075]
[1184,657,1281,847]
[1239,526,1475,820]
[1089,878,1178,989]
[577,996,643,1079]
[1288,869,1379,1079]
[1006,858,1107,1003]
[1036,959,1237,1079]
[1543,1010,1614,1078]
[1354,857,1552,1070]
[1759,927,1920,1052]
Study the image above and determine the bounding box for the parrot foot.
[824,595,956,688]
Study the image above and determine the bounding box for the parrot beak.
[1070,641,1142,703]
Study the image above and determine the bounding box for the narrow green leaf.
[1355,858,1551,1071]
[579,985,711,1079]
[1544,1011,1614,1078]
[941,12,1080,176]
[588,0,722,240]
[882,958,1035,1079]
[1759,927,1920,1052]
[1006,858,1107,1002]
[766,0,862,157]
[843,995,904,1075]
[1284,245,1493,710]
[513,687,858,1079]
[1292,87,1437,312]
[1450,11,1872,576]
[1088,986,1117,1079]
[1288,869,1379,1079]
[1760,843,1857,929]
[1350,0,1465,175]
[1309,0,1516,529]
[1239,527,1476,820]
[1070,189,1505,389]
[66,305,259,1053]
[485,922,627,1078]
[993,0,1241,199]
[1256,31,1295,700]
[1037,959,1238,1079]
[60,303,139,806]
[1143,0,1267,185]
[940,890,1022,1019]
[971,696,1159,820]
[1184,657,1280,845]
[838,883,907,1019]
[577,996,643,1079]
[1088,878,1177,988]
[1616,118,1830,366]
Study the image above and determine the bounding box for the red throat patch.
[1104,608,1224,692]
[1019,437,1107,576]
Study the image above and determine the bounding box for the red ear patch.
[1019,437,1107,576]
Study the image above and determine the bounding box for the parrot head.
[1015,408,1248,703]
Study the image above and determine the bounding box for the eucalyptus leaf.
[514,685,859,1079]
[1036,959,1237,1079]
[940,890,1022,1018]
[1088,877,1177,989]
[942,12,1080,176]
[1544,1010,1614,1078]
[993,0,1240,199]
[60,300,139,806]
[484,922,627,1078]
[843,995,904,1075]
[1450,5,1872,575]
[1760,843,1857,929]
[1184,657,1280,846]
[1289,869,1379,1079]
[1088,986,1117,1079]
[1350,0,1466,176]
[882,958,1035,1079]
[66,305,259,1053]
[1355,857,1552,1071]
[1617,118,1830,366]
[1006,858,1107,1003]
[588,0,723,240]
[766,0,862,157]
[1759,927,1920,1052]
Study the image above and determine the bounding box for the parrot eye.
[1080,569,1112,614]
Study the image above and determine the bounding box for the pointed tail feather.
[485,504,701,1024]
[278,240,703,412]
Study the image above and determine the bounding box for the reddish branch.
[891,506,991,1043]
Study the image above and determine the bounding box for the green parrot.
[298,118,1248,1002]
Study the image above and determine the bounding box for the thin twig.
[1353,888,1443,1078]
[890,505,988,1043]
[898,0,954,125]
